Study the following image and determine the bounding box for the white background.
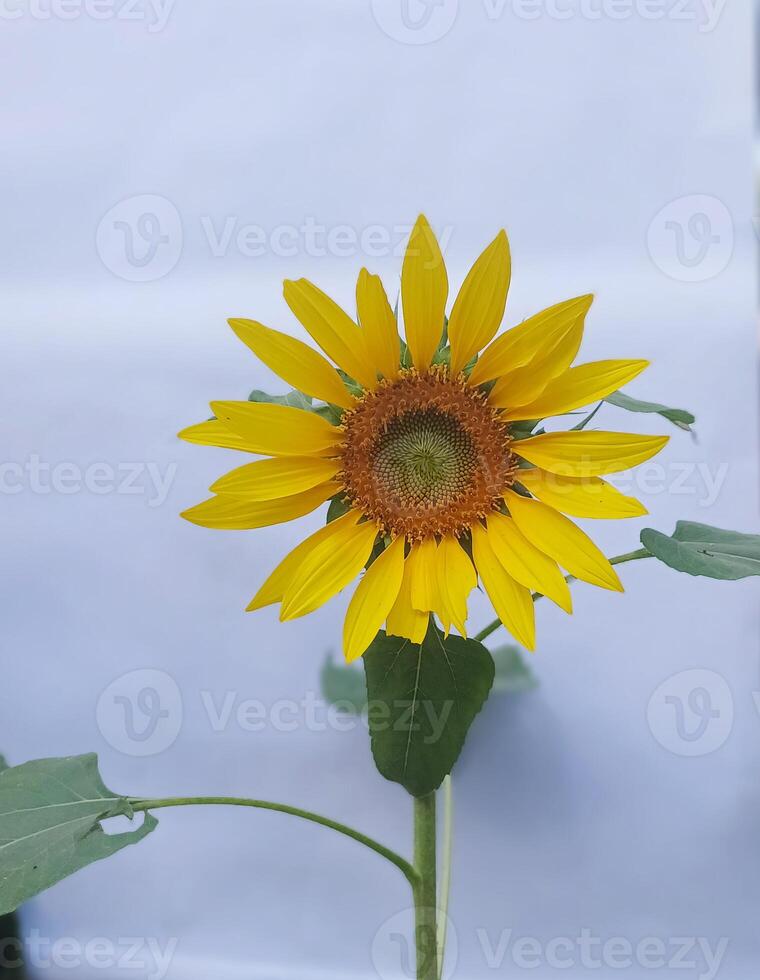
[1,1,758,977]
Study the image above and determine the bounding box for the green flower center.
[372,409,478,508]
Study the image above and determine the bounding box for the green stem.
[609,547,652,566]
[436,776,453,979]
[130,796,417,887]
[413,792,438,980]
[474,547,653,643]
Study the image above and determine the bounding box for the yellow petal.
[247,511,360,611]
[387,552,429,644]
[488,315,585,408]
[470,522,536,651]
[401,214,448,369]
[228,318,353,410]
[178,419,252,452]
[283,278,377,389]
[484,512,572,613]
[518,469,647,519]
[210,456,341,499]
[408,537,439,612]
[343,537,405,662]
[505,490,622,592]
[280,518,379,620]
[448,230,511,375]
[514,430,669,476]
[435,535,477,637]
[502,360,649,421]
[211,401,342,457]
[180,481,338,530]
[469,295,593,386]
[356,269,401,381]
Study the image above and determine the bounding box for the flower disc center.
[338,369,517,540]
[373,409,477,507]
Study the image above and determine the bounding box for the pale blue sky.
[1,2,757,977]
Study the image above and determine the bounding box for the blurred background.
[1,1,758,977]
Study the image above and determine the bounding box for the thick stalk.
[413,792,438,980]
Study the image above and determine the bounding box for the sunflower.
[180,215,668,661]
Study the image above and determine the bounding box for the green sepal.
[570,400,604,431]
[0,754,157,915]
[326,495,351,523]
[363,622,495,797]
[431,345,451,367]
[336,370,365,398]
[641,522,760,580]
[510,419,542,440]
[399,337,412,369]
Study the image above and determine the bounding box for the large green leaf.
[606,390,695,431]
[641,522,760,580]
[321,641,535,716]
[0,755,156,915]
[363,623,495,797]
[0,757,23,978]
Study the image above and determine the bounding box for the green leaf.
[0,754,157,915]
[490,645,538,693]
[606,390,695,431]
[320,656,367,714]
[248,388,313,410]
[363,622,495,797]
[641,522,760,580]
[320,641,535,715]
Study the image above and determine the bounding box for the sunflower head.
[180,215,668,662]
